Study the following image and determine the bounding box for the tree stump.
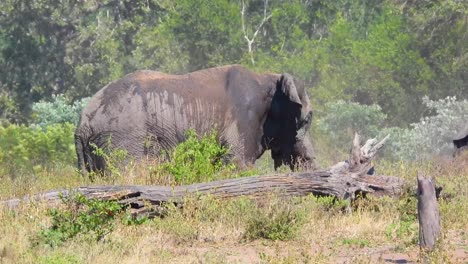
[417,172,441,251]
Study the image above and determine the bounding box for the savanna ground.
[0,144,467,264]
[1,0,467,263]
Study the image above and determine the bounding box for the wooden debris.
[417,172,441,251]
[1,134,404,218]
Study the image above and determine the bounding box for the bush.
[244,199,307,241]
[38,253,82,264]
[385,195,418,246]
[0,95,88,175]
[383,96,468,160]
[314,195,349,214]
[90,140,128,179]
[317,97,468,161]
[410,96,467,157]
[36,193,123,247]
[157,129,235,184]
[32,95,90,127]
[317,100,387,148]
[0,123,76,175]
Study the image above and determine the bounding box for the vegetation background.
[0,0,467,263]
[0,0,466,125]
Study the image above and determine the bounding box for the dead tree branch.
[240,0,273,65]
[1,135,404,218]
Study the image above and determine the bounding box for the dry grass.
[0,154,467,263]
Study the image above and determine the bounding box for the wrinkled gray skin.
[75,65,315,173]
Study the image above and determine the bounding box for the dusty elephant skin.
[453,125,468,157]
[75,65,315,173]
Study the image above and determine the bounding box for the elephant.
[75,65,315,174]
[453,125,468,157]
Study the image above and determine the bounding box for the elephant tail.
[75,133,93,174]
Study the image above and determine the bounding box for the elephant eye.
[295,118,303,129]
[297,112,312,130]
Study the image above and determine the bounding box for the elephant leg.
[274,159,283,170]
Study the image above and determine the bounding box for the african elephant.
[453,125,468,157]
[75,65,315,173]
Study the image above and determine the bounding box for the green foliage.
[121,214,149,226]
[0,123,75,175]
[317,100,387,148]
[32,95,90,127]
[36,193,123,247]
[311,4,434,124]
[403,0,468,101]
[164,0,242,71]
[0,0,466,126]
[244,199,307,241]
[131,23,189,74]
[409,96,468,157]
[383,96,468,160]
[90,140,128,179]
[385,195,418,246]
[341,238,370,248]
[317,97,468,160]
[313,195,349,214]
[38,253,82,264]
[157,129,234,184]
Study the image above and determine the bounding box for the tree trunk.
[417,172,441,251]
[1,134,404,218]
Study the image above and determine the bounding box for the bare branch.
[240,0,272,65]
[329,133,388,176]
[240,0,247,37]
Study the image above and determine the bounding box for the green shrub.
[38,253,82,264]
[385,195,418,246]
[157,129,234,184]
[317,100,387,149]
[244,199,307,241]
[36,193,123,247]
[314,195,349,214]
[317,97,468,161]
[382,96,468,160]
[32,95,90,127]
[0,123,76,175]
[89,140,128,179]
[341,238,370,248]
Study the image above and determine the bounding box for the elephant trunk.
[292,136,316,170]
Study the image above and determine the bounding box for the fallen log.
[1,134,404,217]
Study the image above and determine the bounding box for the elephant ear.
[278,73,302,107]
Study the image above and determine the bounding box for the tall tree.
[401,0,468,100]
[163,0,243,71]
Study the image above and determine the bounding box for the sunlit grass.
[0,153,467,263]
